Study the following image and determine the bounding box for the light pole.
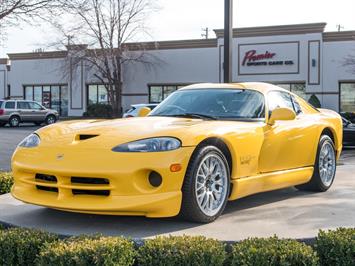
[224,0,233,83]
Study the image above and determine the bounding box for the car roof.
[180,82,289,94]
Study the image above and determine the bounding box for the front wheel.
[180,146,230,223]
[296,135,336,192]
[9,116,20,127]
[45,115,57,125]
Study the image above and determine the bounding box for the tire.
[45,115,57,125]
[296,135,336,192]
[9,116,20,127]
[179,145,230,223]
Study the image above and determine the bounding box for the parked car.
[342,117,355,147]
[11,83,342,223]
[0,100,59,127]
[123,104,158,118]
[340,112,355,123]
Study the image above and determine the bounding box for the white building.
[0,22,354,116]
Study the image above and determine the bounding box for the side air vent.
[78,134,99,141]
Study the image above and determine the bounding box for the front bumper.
[11,146,195,217]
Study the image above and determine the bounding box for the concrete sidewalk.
[1,160,354,241]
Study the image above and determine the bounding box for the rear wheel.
[45,115,57,125]
[296,135,336,192]
[9,116,20,127]
[180,146,230,223]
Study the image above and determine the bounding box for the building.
[0,22,354,116]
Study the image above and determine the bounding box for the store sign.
[238,42,299,75]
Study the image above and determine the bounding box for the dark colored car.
[342,117,355,147]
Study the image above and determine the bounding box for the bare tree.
[0,0,63,44]
[343,54,355,74]
[53,0,158,117]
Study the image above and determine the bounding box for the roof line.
[214,22,327,38]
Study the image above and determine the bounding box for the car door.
[28,101,47,121]
[258,90,318,173]
[16,101,33,122]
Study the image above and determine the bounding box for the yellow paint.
[11,82,343,218]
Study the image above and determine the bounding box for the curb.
[0,219,316,247]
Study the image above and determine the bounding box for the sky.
[1,0,355,57]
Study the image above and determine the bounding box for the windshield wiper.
[171,113,217,120]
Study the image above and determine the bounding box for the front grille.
[71,177,109,185]
[36,185,58,193]
[72,189,110,196]
[33,174,111,197]
[35,174,57,183]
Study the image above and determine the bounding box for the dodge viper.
[11,83,342,223]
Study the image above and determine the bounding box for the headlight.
[18,133,40,148]
[112,137,181,152]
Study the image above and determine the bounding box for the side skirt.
[229,166,314,201]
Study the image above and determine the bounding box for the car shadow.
[6,186,313,239]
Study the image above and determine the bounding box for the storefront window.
[275,83,306,100]
[24,85,68,116]
[340,83,355,112]
[87,85,109,106]
[149,85,187,103]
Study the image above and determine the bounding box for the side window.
[268,91,294,115]
[291,95,303,115]
[5,101,15,109]
[28,102,42,110]
[17,102,30,109]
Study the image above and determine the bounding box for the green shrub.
[228,236,318,266]
[316,228,355,266]
[0,172,13,194]
[84,103,113,118]
[137,235,226,266]
[308,94,321,108]
[36,235,136,266]
[0,228,58,266]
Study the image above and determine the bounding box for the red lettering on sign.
[242,50,276,66]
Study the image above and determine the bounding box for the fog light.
[148,171,162,187]
[170,164,182,172]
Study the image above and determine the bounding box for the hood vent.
[77,134,99,141]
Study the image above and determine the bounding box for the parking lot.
[0,125,354,240]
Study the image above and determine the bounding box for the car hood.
[34,116,262,149]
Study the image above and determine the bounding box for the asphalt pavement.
[0,125,40,171]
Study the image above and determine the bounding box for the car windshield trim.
[149,88,266,122]
[155,113,218,120]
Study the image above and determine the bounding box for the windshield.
[149,89,265,121]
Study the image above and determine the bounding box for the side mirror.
[137,107,151,117]
[268,108,296,125]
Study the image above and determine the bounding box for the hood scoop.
[76,134,99,141]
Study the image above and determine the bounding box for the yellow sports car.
[11,83,342,223]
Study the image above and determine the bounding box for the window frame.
[5,101,16,109]
[86,84,109,106]
[148,84,189,103]
[339,82,355,113]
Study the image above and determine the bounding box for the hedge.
[316,228,355,266]
[36,235,136,266]
[228,236,318,266]
[137,235,226,266]
[0,228,58,266]
[0,172,13,194]
[0,227,353,265]
[83,103,113,118]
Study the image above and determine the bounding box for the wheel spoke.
[194,153,228,216]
